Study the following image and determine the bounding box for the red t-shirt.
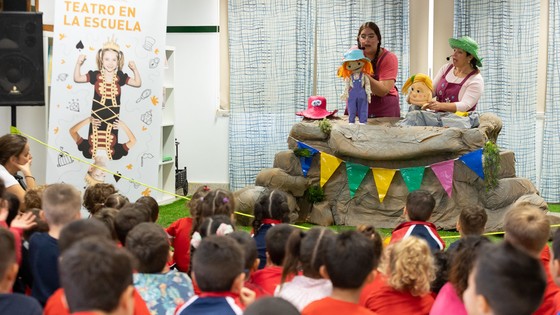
[362,274,433,315]
[166,217,193,272]
[302,297,377,315]
[246,266,283,296]
[375,49,399,97]
[43,287,151,315]
[534,245,560,315]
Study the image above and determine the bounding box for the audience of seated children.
[166,185,211,273]
[503,203,558,315]
[247,224,295,295]
[362,236,435,315]
[462,241,546,315]
[430,235,490,315]
[0,227,42,315]
[244,297,300,315]
[227,231,268,298]
[114,202,152,245]
[447,205,488,252]
[276,227,335,311]
[549,229,560,312]
[92,207,120,241]
[13,207,49,294]
[176,235,255,315]
[302,230,379,315]
[125,222,194,314]
[44,219,150,315]
[104,193,130,210]
[59,237,137,315]
[136,195,159,222]
[82,183,118,216]
[252,189,291,269]
[29,183,81,305]
[390,190,444,251]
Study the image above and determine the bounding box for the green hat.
[448,36,483,67]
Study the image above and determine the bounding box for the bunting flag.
[431,160,455,197]
[320,153,342,187]
[400,166,425,192]
[346,162,370,198]
[372,168,397,203]
[297,142,319,177]
[459,149,484,179]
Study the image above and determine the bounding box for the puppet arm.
[340,78,351,101]
[74,54,88,83]
[126,61,142,87]
[363,75,372,103]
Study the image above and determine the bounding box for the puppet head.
[402,73,433,106]
[337,49,373,78]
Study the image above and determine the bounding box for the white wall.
[167,0,229,187]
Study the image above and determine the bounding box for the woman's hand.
[424,101,455,112]
[16,157,33,176]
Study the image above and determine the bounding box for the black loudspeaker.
[0,12,45,106]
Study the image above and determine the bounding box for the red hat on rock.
[296,96,338,119]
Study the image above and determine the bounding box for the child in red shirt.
[166,185,210,273]
[247,224,294,295]
[302,231,380,315]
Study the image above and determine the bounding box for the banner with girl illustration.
[47,0,168,200]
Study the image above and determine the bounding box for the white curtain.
[454,0,540,184]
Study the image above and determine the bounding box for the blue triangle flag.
[297,142,319,177]
[459,149,484,179]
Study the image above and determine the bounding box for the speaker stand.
[11,105,17,127]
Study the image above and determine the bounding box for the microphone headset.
[446,55,452,61]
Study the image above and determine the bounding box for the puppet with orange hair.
[338,49,373,124]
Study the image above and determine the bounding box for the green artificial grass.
[158,199,557,248]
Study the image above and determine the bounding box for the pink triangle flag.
[431,160,455,197]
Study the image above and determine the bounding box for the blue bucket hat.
[342,49,370,63]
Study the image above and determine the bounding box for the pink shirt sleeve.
[377,50,398,81]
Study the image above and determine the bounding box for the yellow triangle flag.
[372,168,396,203]
[320,153,342,187]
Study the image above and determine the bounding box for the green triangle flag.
[400,167,425,192]
[346,162,370,198]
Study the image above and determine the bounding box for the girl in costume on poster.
[73,35,141,161]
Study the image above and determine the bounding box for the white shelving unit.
[158,46,176,203]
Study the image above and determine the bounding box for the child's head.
[22,208,49,241]
[244,297,300,315]
[265,224,295,267]
[114,203,152,245]
[194,189,235,233]
[550,229,560,287]
[188,185,211,218]
[92,207,119,241]
[405,190,435,221]
[42,183,81,227]
[357,225,383,266]
[228,231,258,276]
[448,235,491,300]
[135,196,159,222]
[503,204,550,256]
[126,222,169,274]
[252,189,291,232]
[58,219,112,254]
[458,205,488,236]
[23,184,48,211]
[0,227,17,292]
[322,230,376,289]
[463,241,546,315]
[192,235,244,293]
[104,193,129,210]
[386,236,435,296]
[192,215,234,249]
[83,183,117,216]
[60,237,134,314]
[4,192,19,226]
[282,227,335,283]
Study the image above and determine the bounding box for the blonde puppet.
[401,73,434,110]
[338,49,373,125]
[73,36,141,161]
